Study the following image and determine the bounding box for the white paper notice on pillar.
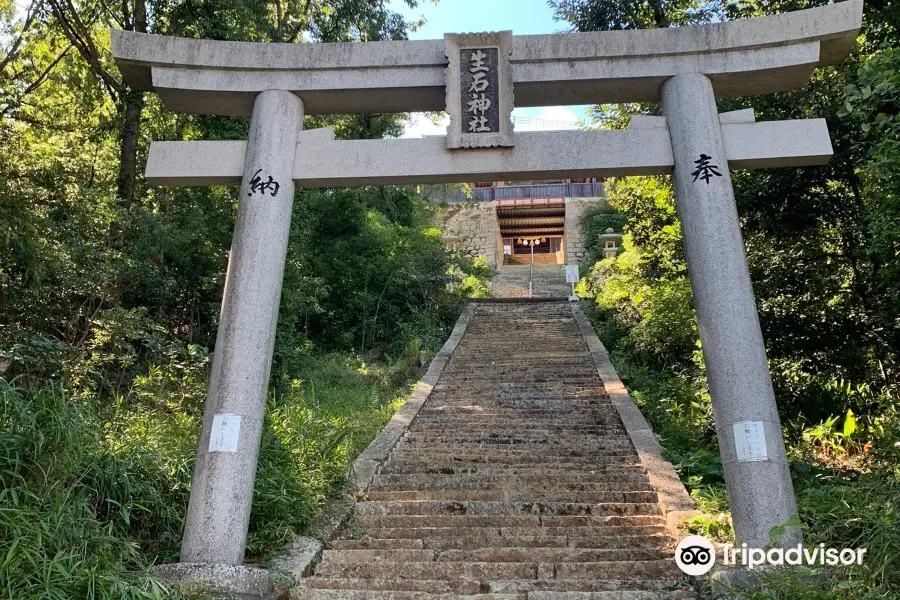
[733,420,768,462]
[565,265,580,284]
[209,413,241,453]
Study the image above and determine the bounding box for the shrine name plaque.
[445,32,514,149]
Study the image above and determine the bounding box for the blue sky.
[393,0,573,38]
[389,0,591,136]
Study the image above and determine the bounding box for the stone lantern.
[598,227,622,259]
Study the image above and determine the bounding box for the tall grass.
[248,354,407,556]
[0,352,414,599]
[0,381,180,599]
[582,306,900,599]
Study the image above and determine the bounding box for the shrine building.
[424,177,606,267]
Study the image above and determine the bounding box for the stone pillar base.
[152,563,274,599]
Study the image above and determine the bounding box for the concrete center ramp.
[491,266,571,298]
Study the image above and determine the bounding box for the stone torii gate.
[111,0,862,581]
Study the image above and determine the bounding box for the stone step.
[390,448,638,460]
[553,561,682,580]
[374,465,648,477]
[298,577,484,594]
[426,534,672,551]
[354,501,662,518]
[379,456,639,476]
[407,423,623,431]
[366,490,506,502]
[387,453,638,465]
[430,382,601,386]
[425,396,601,400]
[395,438,635,448]
[412,408,614,415]
[368,475,654,492]
[299,577,697,597]
[402,433,629,444]
[525,593,697,600]
[313,560,539,581]
[320,549,438,563]
[292,590,518,600]
[300,577,692,596]
[434,374,599,380]
[415,408,615,417]
[319,548,669,565]
[397,434,633,454]
[355,514,665,529]
[394,439,633,448]
[368,484,654,496]
[425,389,603,394]
[540,515,666,527]
[422,397,606,403]
[434,372,599,378]
[312,560,678,581]
[356,515,541,529]
[409,418,625,428]
[439,379,601,385]
[413,410,616,418]
[329,534,671,551]
[411,416,620,424]
[405,426,626,435]
[486,580,690,595]
[390,444,637,464]
[440,548,670,563]
[357,525,669,540]
[433,371,602,378]
[365,491,660,504]
[331,538,426,549]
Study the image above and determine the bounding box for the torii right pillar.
[662,73,801,550]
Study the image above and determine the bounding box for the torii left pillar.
[180,90,304,568]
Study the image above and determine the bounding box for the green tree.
[558,0,899,427]
[549,0,715,30]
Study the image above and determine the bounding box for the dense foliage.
[563,0,899,597]
[0,0,497,597]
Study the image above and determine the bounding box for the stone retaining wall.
[438,202,501,268]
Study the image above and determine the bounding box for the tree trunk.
[649,0,670,28]
[117,88,144,203]
[116,0,147,204]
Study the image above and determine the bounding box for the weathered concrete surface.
[632,109,756,129]
[180,90,305,566]
[111,1,861,115]
[661,73,799,550]
[269,537,324,587]
[144,121,834,188]
[293,301,698,598]
[153,563,273,597]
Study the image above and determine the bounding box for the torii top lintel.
[111,0,861,117]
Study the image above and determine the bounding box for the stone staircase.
[491,266,571,298]
[293,301,695,600]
